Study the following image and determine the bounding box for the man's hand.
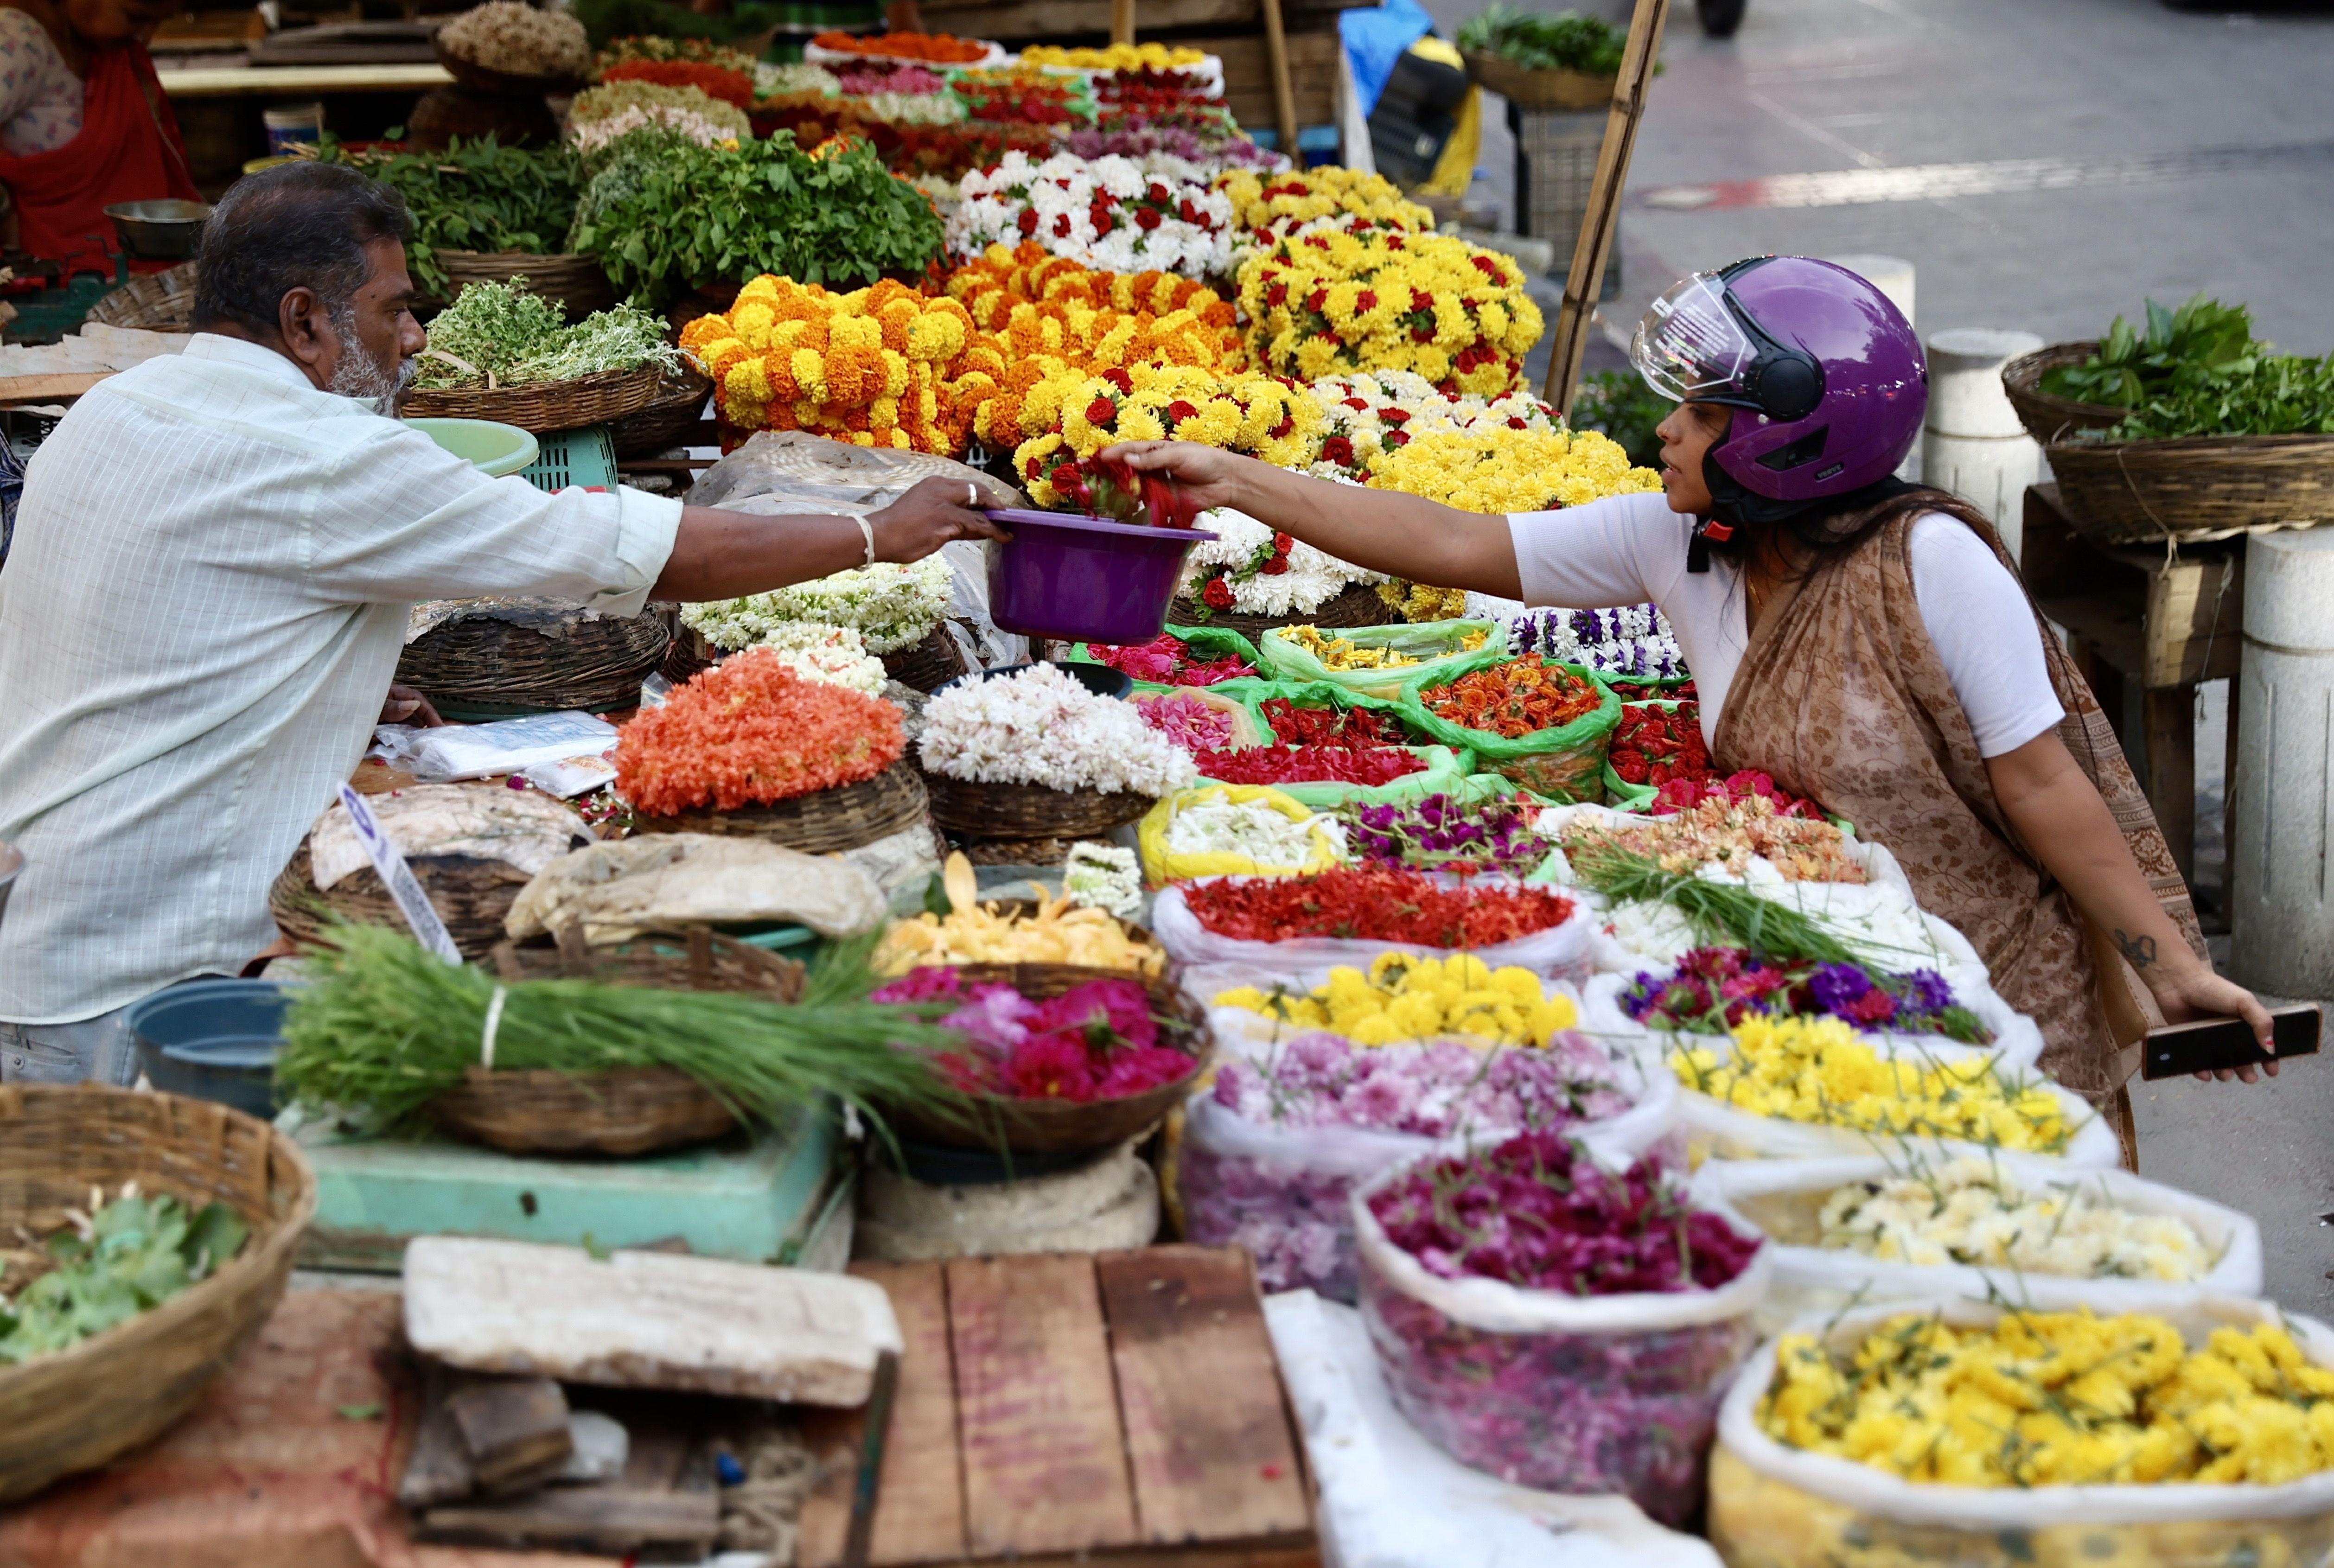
[1102,441,1260,516]
[867,477,1014,563]
[380,684,443,726]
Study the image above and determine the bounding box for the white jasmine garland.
[950,151,1233,277]
[1179,504,1384,616]
[1818,1158,2214,1281]
[682,559,951,656]
[1062,842,1142,917]
[918,663,1197,797]
[1162,797,1344,866]
[717,621,887,694]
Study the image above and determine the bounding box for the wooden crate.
[921,0,1367,39]
[796,1247,1317,1568]
[1201,27,1338,133]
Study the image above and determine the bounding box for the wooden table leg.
[2143,686,2197,885]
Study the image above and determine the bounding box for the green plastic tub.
[406,416,539,478]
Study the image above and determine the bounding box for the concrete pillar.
[1923,328,2045,558]
[2229,529,2334,997]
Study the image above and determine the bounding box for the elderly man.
[0,159,1003,1083]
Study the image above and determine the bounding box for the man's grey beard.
[326,307,417,408]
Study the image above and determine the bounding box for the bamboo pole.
[1540,0,1670,415]
[1260,0,1301,163]
[1110,0,1135,46]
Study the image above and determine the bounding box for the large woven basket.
[2048,432,2334,547]
[922,769,1155,839]
[2001,341,2130,445]
[269,842,530,962]
[888,965,1205,1156]
[395,608,669,720]
[880,625,969,693]
[632,758,930,854]
[402,365,663,433]
[607,369,712,458]
[1168,581,1398,641]
[429,1065,740,1157]
[437,249,617,319]
[86,261,198,332]
[485,924,808,1000]
[1462,50,1613,110]
[0,1086,316,1503]
[433,38,588,96]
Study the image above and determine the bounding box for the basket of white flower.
[917,663,1197,840]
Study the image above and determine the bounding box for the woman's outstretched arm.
[1103,441,1525,600]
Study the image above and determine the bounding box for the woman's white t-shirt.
[1505,491,2065,758]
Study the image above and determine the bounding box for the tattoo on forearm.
[2114,929,2158,970]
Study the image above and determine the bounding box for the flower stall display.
[753,60,841,97]
[615,648,903,816]
[1256,693,1433,748]
[1217,167,1434,242]
[685,620,887,695]
[949,67,1095,127]
[1023,41,1209,70]
[679,274,980,453]
[875,856,1165,975]
[1213,953,1582,1050]
[1354,1130,1769,1521]
[1553,794,1866,884]
[1710,1297,2334,1568]
[1509,605,1690,686]
[1065,124,1282,174]
[1258,620,1494,698]
[919,662,1197,798]
[598,36,758,74]
[1180,1033,1641,1300]
[568,81,751,152]
[1402,655,1621,802]
[1818,1157,2216,1280]
[871,967,1195,1102]
[831,64,966,127]
[1236,217,1544,396]
[808,29,997,64]
[950,152,1233,277]
[1339,791,1554,880]
[1648,768,1830,820]
[1617,947,1996,1046]
[1668,1013,2114,1166]
[1078,628,1259,687]
[1136,785,1347,884]
[1195,742,1431,790]
[681,558,952,658]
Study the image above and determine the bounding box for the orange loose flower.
[617,649,904,815]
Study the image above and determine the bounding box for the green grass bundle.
[1568,842,1883,966]
[275,923,962,1133]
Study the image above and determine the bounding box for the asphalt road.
[1419,0,2334,1311]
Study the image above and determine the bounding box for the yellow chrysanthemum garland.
[679,275,977,453]
[1215,167,1434,241]
[1762,1309,2334,1488]
[1010,362,1321,507]
[1671,1014,2074,1154]
[1214,953,1580,1049]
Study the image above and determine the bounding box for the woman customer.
[0,0,200,274]
[1108,256,2273,1153]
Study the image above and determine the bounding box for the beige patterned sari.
[1708,495,2203,1103]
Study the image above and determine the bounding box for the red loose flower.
[1201,575,1235,610]
[1320,435,1355,467]
[1102,366,1134,393]
[1017,209,1039,235]
[1085,397,1117,425]
[1167,399,1199,424]
[1135,206,1162,230]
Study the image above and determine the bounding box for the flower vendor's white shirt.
[1508,491,2064,759]
[0,333,682,1024]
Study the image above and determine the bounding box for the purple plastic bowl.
[982,508,1218,645]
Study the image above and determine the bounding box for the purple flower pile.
[1505,606,1690,682]
[1359,1129,1761,1521]
[1062,125,1283,168]
[1619,946,1991,1043]
[1337,792,1550,879]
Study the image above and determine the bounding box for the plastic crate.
[520,424,618,493]
[1509,103,1619,296]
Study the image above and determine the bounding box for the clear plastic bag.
[1353,1148,1771,1524]
[1709,1295,2334,1568]
[1690,1154,2264,1334]
[1151,875,1594,986]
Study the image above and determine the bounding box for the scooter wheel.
[1696,0,1746,37]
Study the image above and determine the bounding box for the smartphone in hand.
[2141,1005,2320,1081]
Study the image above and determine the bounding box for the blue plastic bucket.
[127,979,292,1119]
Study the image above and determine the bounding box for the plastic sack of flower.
[1257,621,1504,701]
[1602,697,1686,812]
[1201,744,1476,811]
[1708,1294,2334,1568]
[1691,1153,2264,1335]
[1151,873,1594,986]
[1137,785,1346,885]
[1352,1134,1771,1523]
[1130,687,1268,752]
[1067,624,1265,690]
[1399,658,1623,804]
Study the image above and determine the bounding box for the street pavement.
[1413,0,2334,1310]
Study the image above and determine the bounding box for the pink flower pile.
[1134,691,1237,752]
[871,967,1194,1102]
[1212,1033,1626,1139]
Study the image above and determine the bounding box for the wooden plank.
[446,1376,572,1492]
[156,61,451,95]
[1095,1247,1310,1549]
[421,1487,719,1555]
[1110,0,1136,43]
[1543,0,1671,413]
[1205,28,1338,133]
[1258,0,1300,154]
[0,371,111,404]
[799,1260,967,1568]
[949,1253,1140,1560]
[2143,686,2198,883]
[922,0,1259,39]
[2143,550,2243,688]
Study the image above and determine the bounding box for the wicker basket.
[2001,341,2130,445]
[962,836,1078,865]
[395,608,668,719]
[880,625,969,693]
[402,365,663,433]
[1462,50,1613,111]
[486,924,808,999]
[1168,581,1398,642]
[0,1086,315,1504]
[2047,433,2334,547]
[433,38,587,96]
[661,625,720,684]
[436,249,616,319]
[632,758,930,854]
[269,841,530,962]
[889,966,1205,1156]
[429,1065,740,1156]
[922,770,1155,839]
[608,370,712,458]
[86,261,198,332]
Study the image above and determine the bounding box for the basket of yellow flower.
[1711,1295,2334,1568]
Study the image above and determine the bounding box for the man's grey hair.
[191,161,412,336]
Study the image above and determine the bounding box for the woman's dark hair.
[191,162,412,335]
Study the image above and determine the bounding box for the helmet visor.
[1629,271,1758,404]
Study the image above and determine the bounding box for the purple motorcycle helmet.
[1628,256,1927,509]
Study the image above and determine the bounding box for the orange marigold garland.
[617,649,905,815]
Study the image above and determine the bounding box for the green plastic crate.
[520,425,618,493]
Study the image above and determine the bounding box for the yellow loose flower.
[1214,954,1578,1048]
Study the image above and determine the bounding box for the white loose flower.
[714,620,887,694]
[1819,1158,2214,1281]
[1178,504,1384,616]
[682,559,951,656]
[918,663,1197,797]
